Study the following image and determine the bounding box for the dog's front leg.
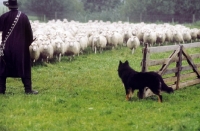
[137,89,145,99]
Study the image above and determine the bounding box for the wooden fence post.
[175,45,183,90]
[141,43,150,72]
[141,43,150,98]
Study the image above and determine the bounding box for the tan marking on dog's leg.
[126,89,134,101]
[126,94,129,101]
[157,95,162,103]
[129,88,133,99]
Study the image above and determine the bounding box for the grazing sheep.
[143,30,157,47]
[127,36,140,54]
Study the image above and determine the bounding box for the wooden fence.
[141,42,200,97]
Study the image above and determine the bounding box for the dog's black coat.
[118,60,173,102]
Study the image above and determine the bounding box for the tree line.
[5,0,200,23]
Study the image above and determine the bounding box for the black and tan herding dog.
[118,60,173,102]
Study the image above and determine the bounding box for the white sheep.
[51,37,67,62]
[105,31,112,49]
[110,31,123,49]
[156,30,166,46]
[164,29,173,45]
[127,36,140,54]
[136,25,148,43]
[40,40,54,63]
[172,30,184,45]
[76,35,88,54]
[190,28,198,42]
[116,31,124,48]
[136,29,144,43]
[88,32,99,52]
[143,30,157,47]
[29,42,40,63]
[65,40,81,61]
[182,29,192,43]
[123,29,133,45]
[92,35,107,54]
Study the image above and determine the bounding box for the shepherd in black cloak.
[0,0,38,94]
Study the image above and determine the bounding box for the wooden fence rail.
[141,42,200,97]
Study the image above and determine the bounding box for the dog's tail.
[160,76,174,94]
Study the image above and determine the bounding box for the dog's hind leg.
[152,91,162,103]
[157,95,162,103]
[151,89,163,103]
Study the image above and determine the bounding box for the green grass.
[0,46,200,131]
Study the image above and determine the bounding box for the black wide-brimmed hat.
[3,0,18,9]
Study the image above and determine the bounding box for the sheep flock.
[1,19,200,64]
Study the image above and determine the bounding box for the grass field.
[0,46,200,131]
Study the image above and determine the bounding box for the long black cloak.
[0,9,33,78]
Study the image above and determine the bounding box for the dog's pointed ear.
[119,60,122,65]
[125,60,129,65]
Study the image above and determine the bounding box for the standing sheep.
[92,35,107,54]
[182,29,192,43]
[105,31,113,49]
[40,40,54,63]
[76,35,88,54]
[52,37,67,62]
[172,30,184,45]
[65,40,81,61]
[29,42,40,63]
[143,30,157,47]
[127,36,140,54]
[110,31,123,49]
[123,29,133,45]
[156,30,166,46]
[190,28,198,42]
[164,29,173,45]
